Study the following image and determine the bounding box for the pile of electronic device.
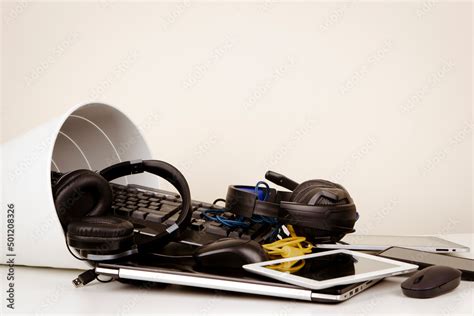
[51,160,473,303]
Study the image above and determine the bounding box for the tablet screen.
[265,253,398,281]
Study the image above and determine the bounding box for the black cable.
[65,235,113,287]
[64,236,88,261]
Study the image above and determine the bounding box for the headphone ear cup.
[290,180,350,205]
[53,170,113,228]
[288,180,355,243]
[67,216,134,255]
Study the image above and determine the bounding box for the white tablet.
[315,235,469,253]
[243,249,418,290]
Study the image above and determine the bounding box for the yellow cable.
[262,225,313,273]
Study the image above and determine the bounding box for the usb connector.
[72,269,97,287]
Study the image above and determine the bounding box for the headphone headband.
[100,159,192,249]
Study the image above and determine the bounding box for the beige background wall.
[1,1,472,235]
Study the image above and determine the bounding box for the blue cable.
[254,181,270,201]
[252,181,278,225]
[202,180,279,229]
[202,209,250,229]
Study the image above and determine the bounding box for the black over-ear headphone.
[53,160,192,261]
[225,171,359,243]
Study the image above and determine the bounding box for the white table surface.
[2,234,473,315]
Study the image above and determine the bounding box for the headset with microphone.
[53,159,192,261]
[225,171,359,243]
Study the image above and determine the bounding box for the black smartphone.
[377,246,474,281]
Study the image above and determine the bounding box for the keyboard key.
[131,210,148,220]
[116,207,133,217]
[146,212,167,223]
[128,197,138,202]
[191,201,205,207]
[162,199,181,206]
[138,207,157,213]
[149,197,160,202]
[191,219,205,231]
[200,202,213,209]
[205,222,228,236]
[164,213,180,225]
[160,203,180,214]
[192,210,202,219]
[151,193,165,199]
[150,201,160,207]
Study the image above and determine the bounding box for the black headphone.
[225,171,359,243]
[53,160,192,261]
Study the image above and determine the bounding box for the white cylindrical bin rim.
[1,102,156,269]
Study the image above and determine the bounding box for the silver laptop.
[95,263,382,303]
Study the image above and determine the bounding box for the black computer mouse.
[193,238,268,269]
[401,265,462,298]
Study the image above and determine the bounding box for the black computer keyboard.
[51,171,273,245]
[110,183,273,245]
